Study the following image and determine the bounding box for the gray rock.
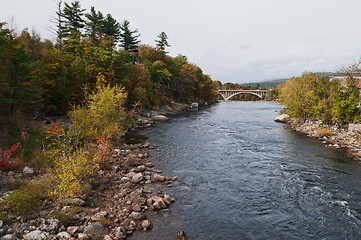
[131,173,143,183]
[114,227,125,239]
[159,105,173,112]
[0,220,3,228]
[23,166,34,175]
[129,211,145,220]
[83,222,108,236]
[23,230,49,240]
[66,198,85,206]
[274,114,290,123]
[151,115,168,121]
[120,177,130,183]
[91,211,108,221]
[153,174,165,182]
[1,234,15,240]
[41,218,59,233]
[56,231,71,239]
[133,205,141,212]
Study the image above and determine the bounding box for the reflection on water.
[130,101,361,240]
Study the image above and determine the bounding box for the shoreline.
[284,117,361,161]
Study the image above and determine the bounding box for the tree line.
[0,0,219,122]
[278,72,360,124]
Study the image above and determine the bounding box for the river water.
[130,101,361,240]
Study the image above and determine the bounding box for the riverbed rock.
[91,211,108,221]
[23,230,49,240]
[66,226,79,236]
[141,220,151,230]
[274,114,290,123]
[191,102,199,109]
[83,222,108,236]
[56,231,71,239]
[151,115,168,121]
[153,174,165,182]
[131,173,143,183]
[1,234,15,240]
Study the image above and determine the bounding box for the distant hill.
[244,72,334,89]
[244,78,288,89]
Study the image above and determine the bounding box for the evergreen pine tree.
[155,32,170,52]
[62,0,85,37]
[85,6,104,45]
[119,20,140,53]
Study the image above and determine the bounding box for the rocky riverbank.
[276,115,361,161]
[0,143,178,240]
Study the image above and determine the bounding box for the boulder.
[141,220,151,230]
[153,174,165,182]
[151,115,168,121]
[191,102,199,109]
[41,218,59,233]
[274,114,290,123]
[1,234,15,240]
[56,231,71,239]
[77,233,89,240]
[91,211,108,221]
[23,230,49,240]
[66,226,79,236]
[83,222,108,236]
[131,173,143,183]
[129,211,145,220]
[23,166,34,176]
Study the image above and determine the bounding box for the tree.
[155,32,170,52]
[62,0,85,37]
[0,43,44,118]
[49,0,65,50]
[119,20,140,54]
[85,6,104,45]
[102,14,121,44]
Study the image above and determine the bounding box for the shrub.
[4,189,42,216]
[53,148,95,198]
[69,84,128,141]
[0,142,21,171]
[316,126,333,137]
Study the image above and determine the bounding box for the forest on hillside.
[0,0,220,122]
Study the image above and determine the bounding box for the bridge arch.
[218,89,267,101]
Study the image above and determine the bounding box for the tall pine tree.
[62,0,85,38]
[119,20,140,54]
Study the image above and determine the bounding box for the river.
[130,101,361,240]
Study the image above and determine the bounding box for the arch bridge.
[218,89,268,100]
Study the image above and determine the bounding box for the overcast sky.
[2,0,361,83]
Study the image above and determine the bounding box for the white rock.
[151,115,168,121]
[0,220,3,228]
[23,166,34,175]
[274,114,290,123]
[131,173,143,183]
[77,233,89,240]
[91,211,108,221]
[56,231,71,239]
[1,234,15,240]
[23,230,49,240]
[191,102,199,108]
